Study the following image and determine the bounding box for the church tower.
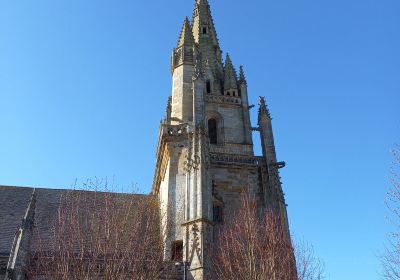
[152,1,290,279]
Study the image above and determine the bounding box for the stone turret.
[170,18,196,124]
[172,17,195,72]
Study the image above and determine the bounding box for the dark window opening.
[206,81,211,94]
[213,205,223,223]
[227,91,230,96]
[232,91,236,96]
[238,89,242,97]
[202,27,207,34]
[212,180,217,195]
[171,241,183,262]
[208,119,218,145]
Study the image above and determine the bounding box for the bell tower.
[152,1,291,279]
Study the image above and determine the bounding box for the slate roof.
[31,188,64,252]
[0,186,34,257]
[0,185,150,258]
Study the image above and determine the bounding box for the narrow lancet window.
[213,205,223,223]
[208,119,218,144]
[206,80,211,94]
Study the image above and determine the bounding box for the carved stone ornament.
[184,157,194,172]
[193,155,201,170]
[202,137,210,169]
[189,223,203,265]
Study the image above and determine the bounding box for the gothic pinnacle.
[164,96,172,123]
[224,53,238,90]
[239,65,247,85]
[258,96,271,118]
[177,17,194,47]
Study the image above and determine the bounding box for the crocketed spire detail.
[177,17,194,47]
[258,96,271,118]
[192,0,219,47]
[191,0,223,83]
[224,53,238,90]
[238,65,247,85]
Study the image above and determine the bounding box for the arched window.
[208,119,218,144]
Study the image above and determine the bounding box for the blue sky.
[0,0,399,279]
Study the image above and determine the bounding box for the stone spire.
[258,96,271,119]
[239,65,252,144]
[192,0,219,47]
[224,53,238,93]
[238,65,247,85]
[177,17,194,47]
[171,17,195,74]
[191,0,223,84]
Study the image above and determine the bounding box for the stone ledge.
[205,95,242,106]
[209,153,264,166]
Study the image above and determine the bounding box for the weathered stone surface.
[152,1,291,280]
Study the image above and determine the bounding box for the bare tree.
[295,240,325,280]
[382,145,400,280]
[27,180,166,280]
[212,195,324,280]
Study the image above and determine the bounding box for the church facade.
[0,1,292,280]
[152,0,290,279]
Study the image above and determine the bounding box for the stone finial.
[177,17,194,48]
[239,65,247,85]
[165,96,172,123]
[224,53,238,90]
[258,96,271,118]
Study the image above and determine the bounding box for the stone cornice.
[209,153,264,167]
[205,95,242,106]
[181,218,214,227]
